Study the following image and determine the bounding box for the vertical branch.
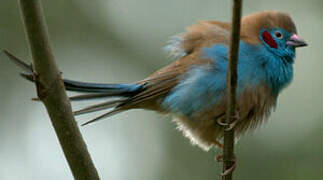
[223,0,243,180]
[18,0,100,179]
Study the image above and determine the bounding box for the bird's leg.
[217,154,237,176]
[214,112,238,175]
[225,110,240,131]
[216,114,227,126]
[216,154,224,162]
[213,140,223,149]
[216,110,240,131]
[212,138,225,161]
[215,153,237,176]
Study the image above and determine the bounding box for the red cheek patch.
[262,31,278,49]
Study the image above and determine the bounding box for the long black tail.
[4,50,145,125]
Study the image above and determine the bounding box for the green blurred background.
[1,0,322,179]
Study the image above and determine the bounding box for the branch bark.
[223,0,243,179]
[18,0,100,179]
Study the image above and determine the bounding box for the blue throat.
[163,41,295,115]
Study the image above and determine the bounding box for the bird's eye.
[274,31,283,39]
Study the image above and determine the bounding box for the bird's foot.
[216,154,237,176]
[213,140,223,149]
[216,154,224,162]
[216,110,240,131]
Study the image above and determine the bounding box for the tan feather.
[240,11,296,44]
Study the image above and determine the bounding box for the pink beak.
[286,34,307,48]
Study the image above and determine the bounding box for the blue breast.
[162,41,294,116]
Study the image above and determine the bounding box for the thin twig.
[18,0,100,179]
[223,0,243,180]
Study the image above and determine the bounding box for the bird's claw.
[216,154,224,162]
[217,116,227,126]
[213,140,223,149]
[216,110,240,131]
[216,154,237,176]
[221,160,237,176]
[225,119,238,131]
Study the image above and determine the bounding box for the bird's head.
[241,11,307,58]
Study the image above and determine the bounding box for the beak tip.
[287,34,307,48]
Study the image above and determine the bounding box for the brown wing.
[116,20,232,111]
[122,52,201,111]
[80,20,232,125]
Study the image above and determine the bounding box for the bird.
[5,11,307,151]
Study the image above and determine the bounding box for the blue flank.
[163,36,295,116]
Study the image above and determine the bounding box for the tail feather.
[4,50,144,125]
[63,79,143,96]
[69,93,121,101]
[20,72,144,96]
[74,99,123,116]
[4,50,33,73]
[81,108,126,126]
[5,50,144,98]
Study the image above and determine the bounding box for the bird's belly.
[170,85,276,151]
